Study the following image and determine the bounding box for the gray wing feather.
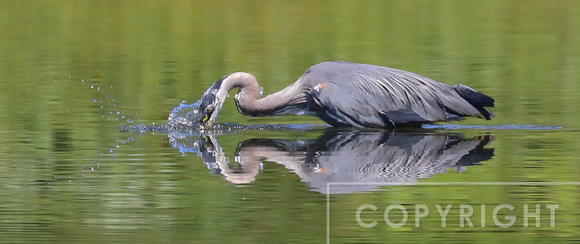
[305,61,484,127]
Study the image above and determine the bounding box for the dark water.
[2,0,580,243]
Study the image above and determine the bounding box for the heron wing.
[305,61,485,127]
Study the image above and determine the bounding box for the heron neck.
[222,72,301,116]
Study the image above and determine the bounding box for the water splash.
[167,99,203,128]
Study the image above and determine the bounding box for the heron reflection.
[168,128,494,194]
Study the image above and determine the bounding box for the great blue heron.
[198,61,494,128]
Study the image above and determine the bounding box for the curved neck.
[220,72,303,116]
[219,72,261,101]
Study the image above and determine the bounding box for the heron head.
[198,78,226,129]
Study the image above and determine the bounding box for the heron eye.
[206,106,215,114]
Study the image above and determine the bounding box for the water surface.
[1,0,580,243]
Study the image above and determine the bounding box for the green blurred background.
[1,0,579,243]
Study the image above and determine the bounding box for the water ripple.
[422,124,563,130]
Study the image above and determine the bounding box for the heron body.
[198,61,494,128]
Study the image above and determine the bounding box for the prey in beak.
[197,78,226,130]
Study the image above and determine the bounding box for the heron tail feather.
[453,84,495,120]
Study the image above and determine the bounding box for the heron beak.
[198,80,225,129]
[200,112,211,128]
[198,99,217,129]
